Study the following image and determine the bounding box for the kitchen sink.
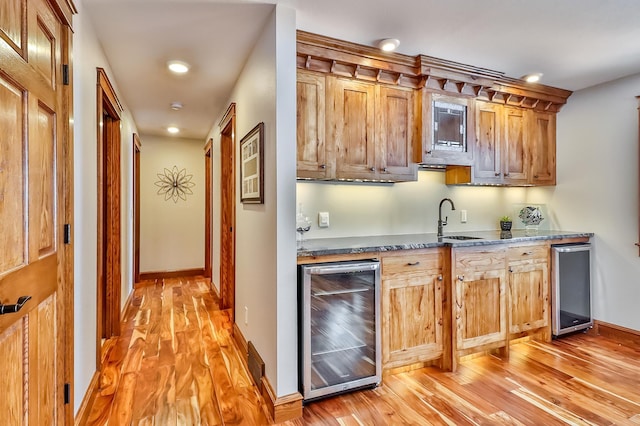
[442,235,483,240]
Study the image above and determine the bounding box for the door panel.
[0,0,67,422]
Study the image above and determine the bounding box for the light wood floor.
[83,277,640,425]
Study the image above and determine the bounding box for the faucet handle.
[443,216,448,226]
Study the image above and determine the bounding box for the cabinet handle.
[522,251,533,256]
[319,164,326,169]
[426,150,432,155]
[495,172,500,177]
[534,175,539,178]
[407,261,420,266]
[508,267,513,273]
[369,167,375,172]
[504,172,510,177]
[457,275,464,282]
[382,167,387,173]
[438,274,443,281]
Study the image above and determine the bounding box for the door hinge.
[64,224,71,244]
[64,383,70,404]
[62,64,69,85]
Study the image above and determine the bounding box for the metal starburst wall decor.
[154,165,195,203]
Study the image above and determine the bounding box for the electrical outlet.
[318,211,330,228]
[460,210,467,223]
[244,306,249,325]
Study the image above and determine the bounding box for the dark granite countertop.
[297,230,593,258]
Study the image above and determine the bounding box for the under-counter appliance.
[551,243,593,336]
[299,260,381,402]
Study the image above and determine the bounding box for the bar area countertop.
[297,230,594,258]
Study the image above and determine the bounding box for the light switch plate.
[318,212,330,228]
[460,210,467,223]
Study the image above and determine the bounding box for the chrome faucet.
[438,198,456,237]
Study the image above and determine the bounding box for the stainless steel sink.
[442,235,482,240]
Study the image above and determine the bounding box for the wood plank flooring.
[82,277,640,425]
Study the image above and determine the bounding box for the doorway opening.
[219,104,236,321]
[96,68,123,365]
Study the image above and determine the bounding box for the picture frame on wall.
[240,122,264,204]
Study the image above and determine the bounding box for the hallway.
[83,277,269,425]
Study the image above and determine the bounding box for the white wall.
[72,0,136,412]
[297,171,529,239]
[207,4,298,397]
[139,134,205,273]
[529,72,640,331]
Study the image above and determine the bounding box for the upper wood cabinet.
[297,72,417,182]
[529,110,556,185]
[297,70,330,179]
[419,92,475,166]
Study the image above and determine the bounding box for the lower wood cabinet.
[381,249,445,370]
[507,244,550,337]
[452,246,507,358]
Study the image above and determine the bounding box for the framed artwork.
[240,122,264,203]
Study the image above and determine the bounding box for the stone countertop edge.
[296,230,594,258]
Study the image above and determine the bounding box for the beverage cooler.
[298,260,381,402]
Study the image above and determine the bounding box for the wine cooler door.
[300,260,381,401]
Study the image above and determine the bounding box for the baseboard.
[592,320,640,346]
[74,370,100,426]
[121,288,134,317]
[232,324,303,422]
[210,281,221,299]
[261,375,303,423]
[138,268,204,281]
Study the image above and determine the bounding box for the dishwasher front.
[551,242,593,337]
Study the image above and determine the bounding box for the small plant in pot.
[500,215,512,231]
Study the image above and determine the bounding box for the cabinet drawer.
[454,247,505,271]
[507,244,548,262]
[382,251,442,277]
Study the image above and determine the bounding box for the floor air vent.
[247,341,265,387]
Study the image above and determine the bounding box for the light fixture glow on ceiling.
[167,60,190,74]
[167,126,180,134]
[522,72,543,83]
[378,38,400,52]
[170,101,183,111]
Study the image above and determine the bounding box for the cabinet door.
[474,101,502,183]
[328,77,376,179]
[503,106,529,184]
[376,85,416,181]
[529,110,556,185]
[454,269,507,351]
[297,71,329,179]
[509,261,549,334]
[383,273,443,368]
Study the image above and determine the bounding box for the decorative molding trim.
[591,320,640,346]
[74,370,100,426]
[121,288,134,317]
[138,268,204,283]
[297,30,572,112]
[232,324,303,422]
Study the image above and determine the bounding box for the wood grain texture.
[219,105,236,320]
[285,333,640,425]
[83,276,268,425]
[529,110,557,185]
[296,70,329,179]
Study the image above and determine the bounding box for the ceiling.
[84,0,640,140]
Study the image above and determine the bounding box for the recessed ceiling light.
[170,101,183,111]
[522,72,543,83]
[167,126,180,134]
[167,60,190,74]
[378,38,400,52]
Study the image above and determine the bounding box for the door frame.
[96,68,123,366]
[133,133,142,284]
[204,139,212,280]
[219,103,236,320]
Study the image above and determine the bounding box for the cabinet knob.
[369,167,375,172]
[438,274,443,281]
[382,167,387,173]
[504,172,510,177]
[457,275,464,282]
[509,267,513,273]
[319,164,326,169]
[426,150,432,155]
[522,251,533,256]
[534,175,539,178]
[495,172,500,177]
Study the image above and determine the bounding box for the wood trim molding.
[137,268,205,282]
[219,102,236,129]
[97,68,123,113]
[297,30,572,112]
[74,370,100,426]
[591,320,640,346]
[232,324,303,422]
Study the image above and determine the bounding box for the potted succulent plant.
[500,215,512,231]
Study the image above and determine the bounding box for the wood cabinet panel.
[509,262,548,334]
[503,106,528,183]
[296,70,329,179]
[529,110,556,185]
[474,101,501,181]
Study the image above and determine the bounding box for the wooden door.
[204,139,212,279]
[529,110,556,185]
[328,77,376,179]
[220,105,236,319]
[376,85,416,181]
[296,70,329,179]
[503,106,529,184]
[474,101,502,183]
[509,262,549,334]
[0,0,73,423]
